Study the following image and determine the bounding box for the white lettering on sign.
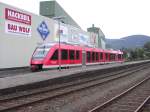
[5,22,31,36]
[5,8,31,25]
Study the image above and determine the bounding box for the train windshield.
[32,45,51,59]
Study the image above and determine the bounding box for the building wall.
[101,38,106,49]
[0,2,56,69]
[0,2,104,69]
[87,25,106,49]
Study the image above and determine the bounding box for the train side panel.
[30,43,124,71]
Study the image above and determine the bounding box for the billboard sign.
[54,23,68,42]
[79,33,89,45]
[59,24,68,42]
[5,8,31,25]
[89,33,98,47]
[5,21,31,36]
[37,21,50,40]
[53,23,99,47]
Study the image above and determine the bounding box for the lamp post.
[53,16,65,71]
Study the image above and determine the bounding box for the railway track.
[134,96,150,112]
[0,63,150,112]
[88,76,150,112]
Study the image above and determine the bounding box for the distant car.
[30,42,124,71]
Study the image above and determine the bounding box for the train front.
[30,44,50,71]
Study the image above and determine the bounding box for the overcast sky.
[1,0,150,39]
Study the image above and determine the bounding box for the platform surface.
[0,60,149,90]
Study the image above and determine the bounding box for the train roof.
[104,49,123,54]
[37,42,123,54]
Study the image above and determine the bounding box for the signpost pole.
[58,20,61,71]
[52,16,65,71]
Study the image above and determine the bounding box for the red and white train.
[30,42,124,71]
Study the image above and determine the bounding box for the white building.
[0,2,56,69]
[0,2,100,69]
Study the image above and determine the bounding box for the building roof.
[40,0,81,29]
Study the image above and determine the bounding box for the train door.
[82,50,86,66]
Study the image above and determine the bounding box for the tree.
[129,49,138,60]
[143,41,150,58]
[137,48,144,59]
[143,41,150,51]
[121,47,129,60]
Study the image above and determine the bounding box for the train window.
[100,52,103,60]
[115,54,117,60]
[61,49,68,60]
[110,54,112,60]
[118,54,122,59]
[92,52,95,62]
[69,50,75,60]
[96,52,98,61]
[51,50,58,60]
[33,47,50,59]
[87,51,91,62]
[114,54,116,60]
[110,54,115,61]
[105,53,109,60]
[76,51,80,60]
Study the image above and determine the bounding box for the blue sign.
[37,21,50,40]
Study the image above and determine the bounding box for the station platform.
[0,60,150,93]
